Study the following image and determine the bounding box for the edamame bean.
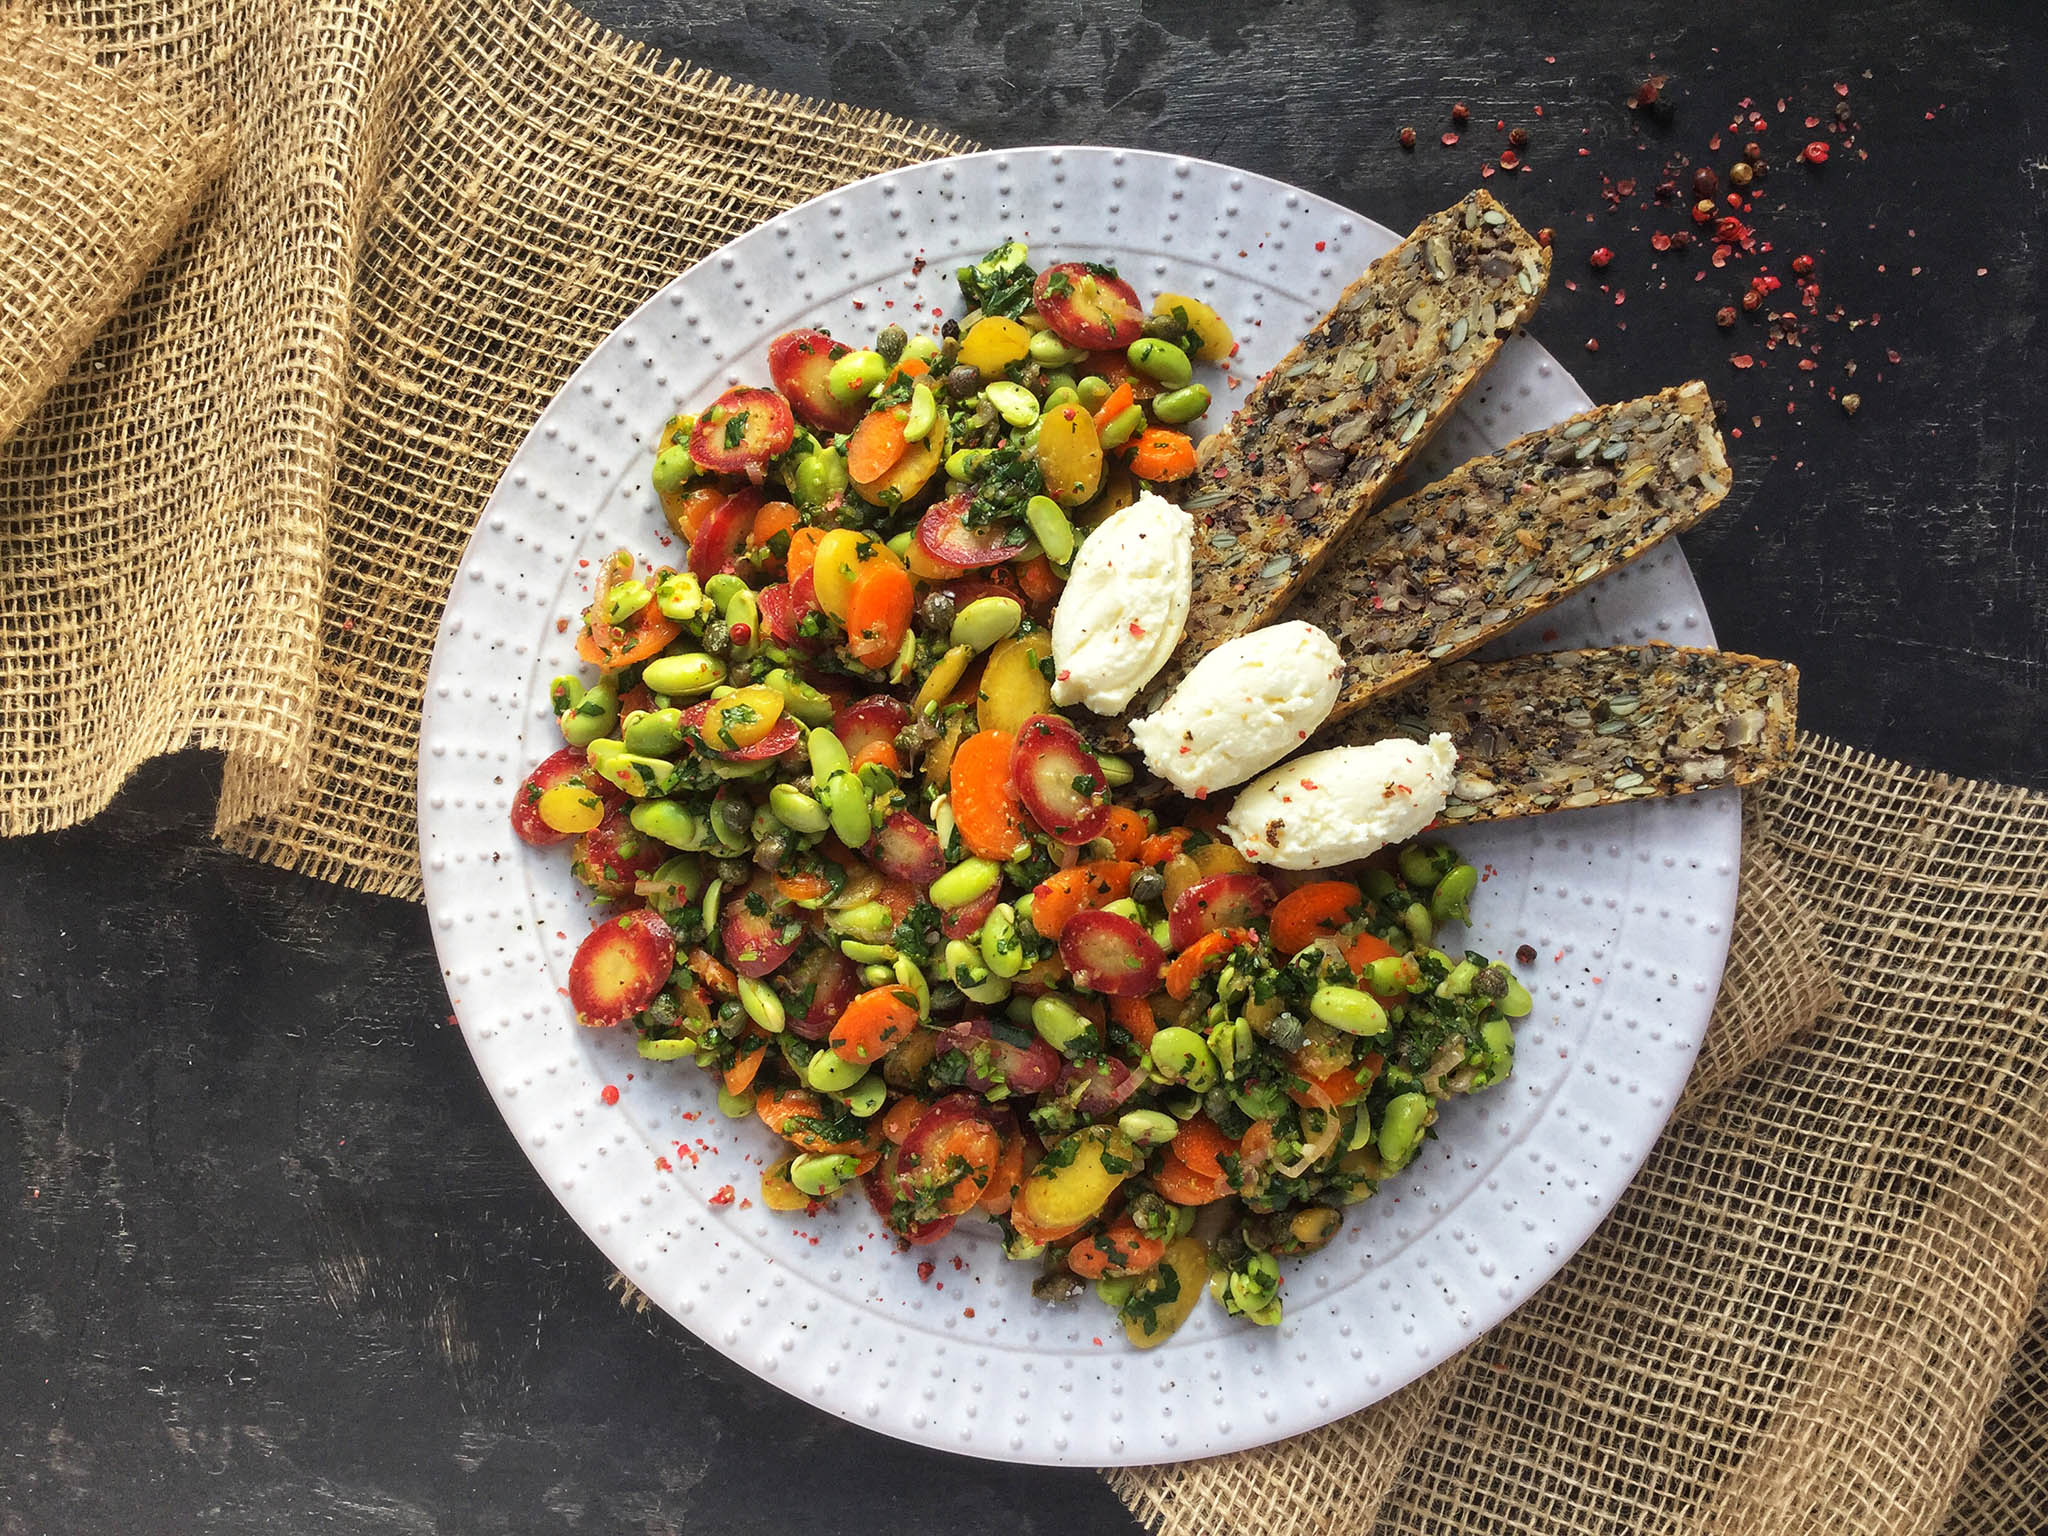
[654,571,706,624]
[1480,1015,1515,1081]
[913,645,974,718]
[1437,959,1479,999]
[1363,954,1424,995]
[641,653,725,696]
[637,1037,697,1061]
[1097,753,1135,788]
[862,962,894,987]
[736,975,785,1034]
[1075,375,1113,412]
[842,1074,889,1118]
[792,446,849,511]
[790,1151,861,1196]
[598,751,676,799]
[1346,1103,1375,1151]
[825,348,888,405]
[630,800,708,853]
[1027,329,1088,367]
[1207,1015,1254,1079]
[723,588,761,655]
[763,668,834,726]
[1098,403,1145,450]
[1148,1025,1219,1092]
[716,1086,756,1119]
[1429,863,1478,926]
[1100,897,1143,923]
[1151,383,1211,424]
[550,674,585,718]
[1361,867,1399,899]
[1118,1109,1179,1146]
[1311,984,1390,1036]
[651,443,696,496]
[1398,842,1460,889]
[946,939,1012,1005]
[1040,385,1080,414]
[701,876,723,936]
[767,783,830,835]
[1031,995,1099,1056]
[1501,975,1534,1018]
[949,595,1023,654]
[904,333,942,367]
[945,446,993,481]
[822,770,873,849]
[839,939,898,965]
[805,1049,867,1093]
[828,901,895,945]
[703,572,745,611]
[1402,901,1435,946]
[1377,1091,1433,1171]
[559,679,619,747]
[929,857,1001,911]
[983,380,1040,427]
[1126,337,1193,389]
[604,578,652,624]
[893,955,930,1018]
[978,903,1023,978]
[903,381,938,441]
[806,727,852,782]
[1023,494,1076,566]
[621,707,686,756]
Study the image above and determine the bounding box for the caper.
[753,831,789,870]
[1129,867,1165,906]
[917,589,957,635]
[714,855,751,887]
[725,661,752,686]
[874,323,908,365]
[702,619,732,657]
[1142,311,1185,341]
[945,363,981,399]
[940,316,960,340]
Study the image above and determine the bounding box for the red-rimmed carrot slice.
[1028,860,1137,942]
[827,984,919,1066]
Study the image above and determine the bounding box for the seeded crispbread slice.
[1148,190,1550,704]
[1287,382,1730,724]
[1311,643,1799,822]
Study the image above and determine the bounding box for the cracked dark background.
[4,1,2044,1531]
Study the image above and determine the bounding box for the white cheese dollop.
[1131,621,1345,796]
[1222,734,1459,870]
[1049,491,1193,715]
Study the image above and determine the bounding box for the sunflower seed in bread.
[1314,644,1798,821]
[1288,382,1730,724]
[1156,191,1551,701]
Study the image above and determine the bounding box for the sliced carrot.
[1108,994,1160,1050]
[1029,860,1138,942]
[1270,881,1364,956]
[902,1115,1001,1217]
[850,740,902,776]
[976,1128,1028,1216]
[748,498,800,552]
[1090,380,1135,434]
[775,869,834,904]
[1138,826,1195,866]
[1015,553,1061,611]
[1096,806,1149,862]
[1067,1218,1165,1279]
[882,1095,931,1145]
[1151,1145,1231,1205]
[1343,929,1399,971]
[1163,926,1253,1001]
[828,984,919,1066]
[723,1042,767,1095]
[844,560,914,669]
[576,597,681,669]
[1169,1115,1238,1180]
[786,525,828,583]
[672,485,726,542]
[949,728,1028,860]
[1238,1119,1274,1172]
[686,947,737,996]
[1287,1055,1381,1109]
[885,354,931,387]
[1128,427,1198,482]
[755,1087,880,1156]
[846,407,909,485]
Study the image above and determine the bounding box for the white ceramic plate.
[417,147,1739,1467]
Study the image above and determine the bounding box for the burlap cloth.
[4,5,2045,1530]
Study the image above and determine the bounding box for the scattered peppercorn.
[1692,198,1717,225]
[1802,141,1830,165]
[1716,305,1739,328]
[1441,131,1461,147]
[1792,254,1816,276]
[1451,101,1470,126]
[1584,338,1599,353]
[1744,141,1764,163]
[1834,100,1853,123]
[1841,392,1862,416]
[1536,227,1555,248]
[1741,289,1763,312]
[1589,246,1614,269]
[1500,150,1521,170]
[1668,229,1693,251]
[1729,161,1754,188]
[1653,179,1678,202]
[1508,126,1529,150]
[1693,166,1719,198]
[1516,944,1538,966]
[1400,125,1417,150]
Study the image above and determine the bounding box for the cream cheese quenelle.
[1131,621,1345,797]
[1049,490,1193,715]
[1223,733,1459,869]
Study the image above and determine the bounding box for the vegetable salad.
[511,242,1533,1347]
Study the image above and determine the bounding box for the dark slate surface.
[5,2,2044,1530]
